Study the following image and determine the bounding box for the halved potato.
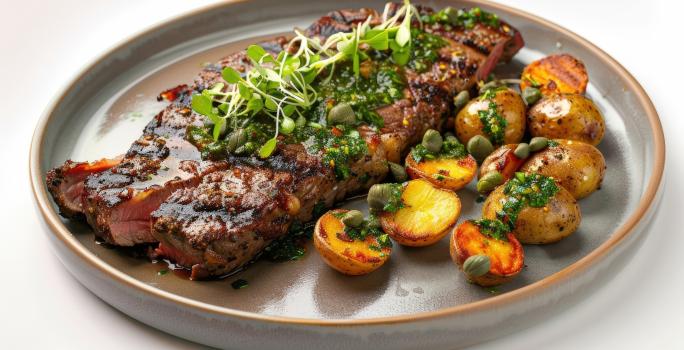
[478,144,526,181]
[520,139,606,199]
[482,183,581,244]
[450,220,524,286]
[314,209,391,275]
[405,153,477,191]
[379,179,461,247]
[520,54,589,95]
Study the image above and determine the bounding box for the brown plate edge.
[28,0,666,327]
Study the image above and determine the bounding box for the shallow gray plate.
[30,0,664,349]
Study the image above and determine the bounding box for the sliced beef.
[151,166,300,279]
[50,39,289,246]
[47,4,524,277]
[46,157,122,218]
[82,104,223,246]
[151,5,524,277]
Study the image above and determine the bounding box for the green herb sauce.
[263,220,314,261]
[478,88,508,145]
[411,137,468,163]
[408,29,447,73]
[471,219,509,241]
[423,7,501,29]
[313,61,405,128]
[333,213,392,250]
[496,172,560,229]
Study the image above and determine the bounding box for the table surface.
[2,0,682,348]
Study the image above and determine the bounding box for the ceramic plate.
[30,0,664,348]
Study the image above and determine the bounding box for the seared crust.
[151,166,299,279]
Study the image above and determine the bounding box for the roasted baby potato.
[379,179,461,247]
[455,87,526,145]
[405,153,477,191]
[521,139,606,199]
[314,209,391,275]
[527,93,605,146]
[482,178,581,244]
[478,144,526,182]
[520,54,589,95]
[450,220,524,286]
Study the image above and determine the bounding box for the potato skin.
[482,184,581,244]
[449,221,524,286]
[405,153,477,191]
[527,94,605,146]
[478,144,526,181]
[520,139,606,199]
[455,88,526,145]
[314,210,391,276]
[380,179,461,247]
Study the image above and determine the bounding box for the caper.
[367,183,395,212]
[422,129,443,153]
[388,162,408,182]
[522,86,541,105]
[463,255,491,277]
[327,102,356,125]
[477,171,504,193]
[513,143,530,159]
[453,90,470,112]
[295,115,307,128]
[341,210,364,228]
[528,137,549,152]
[442,7,460,26]
[467,135,494,162]
[234,141,255,155]
[226,128,248,152]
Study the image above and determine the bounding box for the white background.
[1,0,682,348]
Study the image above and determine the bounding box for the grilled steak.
[46,4,524,278]
[152,166,301,279]
[46,157,122,218]
[50,40,289,246]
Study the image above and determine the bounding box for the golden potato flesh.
[520,54,589,95]
[521,139,606,199]
[405,153,477,191]
[380,179,461,247]
[482,183,581,244]
[450,220,524,286]
[314,210,391,276]
[455,88,526,145]
[527,94,605,146]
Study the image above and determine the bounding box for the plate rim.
[29,0,666,326]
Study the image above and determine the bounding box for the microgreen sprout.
[190,0,421,157]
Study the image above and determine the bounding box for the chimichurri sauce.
[311,60,405,128]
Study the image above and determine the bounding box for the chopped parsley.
[425,7,501,29]
[339,214,392,250]
[472,219,509,241]
[478,88,508,145]
[381,183,405,213]
[263,220,313,261]
[408,29,447,72]
[411,136,467,162]
[231,279,249,289]
[496,172,560,229]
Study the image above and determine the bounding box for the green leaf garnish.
[221,67,242,84]
[259,137,277,158]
